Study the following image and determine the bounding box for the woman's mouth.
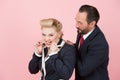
[45,41,52,46]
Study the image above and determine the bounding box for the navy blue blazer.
[29,39,76,80]
[75,26,109,80]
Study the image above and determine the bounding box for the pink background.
[0,0,120,80]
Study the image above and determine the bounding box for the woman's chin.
[46,44,51,48]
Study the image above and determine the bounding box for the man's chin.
[77,29,82,34]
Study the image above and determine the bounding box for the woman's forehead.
[42,27,57,34]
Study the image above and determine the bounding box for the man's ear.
[89,21,96,28]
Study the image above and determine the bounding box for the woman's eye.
[49,34,53,36]
[42,34,46,36]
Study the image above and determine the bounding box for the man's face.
[75,12,90,34]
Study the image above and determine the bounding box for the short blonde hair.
[40,18,62,32]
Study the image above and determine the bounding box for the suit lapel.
[77,26,101,50]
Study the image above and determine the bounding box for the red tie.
[80,35,84,46]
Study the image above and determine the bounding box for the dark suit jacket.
[75,26,109,80]
[29,39,76,80]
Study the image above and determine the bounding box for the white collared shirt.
[83,28,95,40]
[78,28,95,48]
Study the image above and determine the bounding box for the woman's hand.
[49,43,59,54]
[34,42,43,55]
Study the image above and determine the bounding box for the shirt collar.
[83,28,95,40]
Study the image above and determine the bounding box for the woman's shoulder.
[59,39,75,52]
[62,42,75,51]
[64,40,75,47]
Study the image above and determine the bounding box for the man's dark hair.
[79,5,100,24]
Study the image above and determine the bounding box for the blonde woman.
[28,18,76,80]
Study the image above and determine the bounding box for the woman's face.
[41,26,60,48]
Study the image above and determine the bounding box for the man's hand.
[66,40,74,46]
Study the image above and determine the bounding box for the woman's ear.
[58,31,63,38]
[52,31,63,44]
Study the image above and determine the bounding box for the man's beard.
[77,29,86,34]
[77,27,89,35]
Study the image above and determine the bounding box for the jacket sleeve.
[77,35,109,76]
[28,53,42,74]
[49,45,76,79]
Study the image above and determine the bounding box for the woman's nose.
[44,36,49,42]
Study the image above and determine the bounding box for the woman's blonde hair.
[40,18,62,32]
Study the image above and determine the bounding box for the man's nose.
[76,23,79,28]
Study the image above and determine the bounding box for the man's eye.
[78,22,82,25]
